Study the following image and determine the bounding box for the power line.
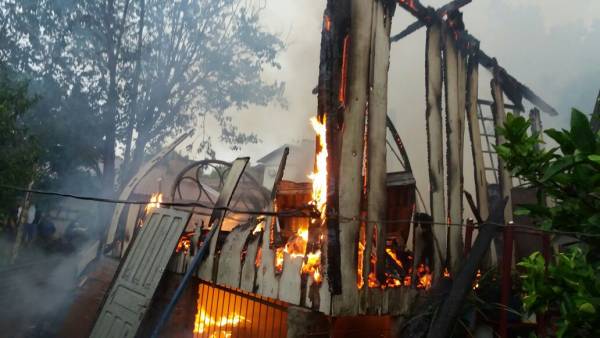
[2,184,599,238]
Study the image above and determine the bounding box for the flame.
[443,267,450,278]
[252,221,264,235]
[194,308,246,337]
[308,116,328,217]
[386,248,404,269]
[275,247,284,273]
[302,250,322,284]
[176,237,191,254]
[357,241,365,289]
[416,264,432,289]
[145,192,162,213]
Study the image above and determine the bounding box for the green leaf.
[541,156,575,182]
[589,154,600,164]
[570,108,595,153]
[545,129,575,155]
[579,303,596,315]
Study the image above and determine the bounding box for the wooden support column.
[491,77,513,223]
[366,0,392,286]
[334,0,374,315]
[425,23,445,281]
[466,57,489,222]
[444,28,466,275]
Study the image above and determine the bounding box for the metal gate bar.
[194,280,287,338]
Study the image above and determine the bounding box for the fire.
[252,221,263,235]
[145,192,163,213]
[302,250,322,283]
[324,15,331,32]
[275,247,284,273]
[386,248,404,269]
[443,267,450,278]
[194,308,246,338]
[416,264,432,289]
[308,116,327,217]
[176,237,191,254]
[357,241,365,289]
[473,269,481,290]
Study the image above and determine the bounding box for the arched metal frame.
[170,159,271,224]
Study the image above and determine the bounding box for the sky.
[188,0,600,202]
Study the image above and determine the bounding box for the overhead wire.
[2,184,599,238]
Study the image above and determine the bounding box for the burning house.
[42,0,561,337]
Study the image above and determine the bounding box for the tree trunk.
[102,0,118,195]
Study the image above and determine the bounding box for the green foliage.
[0,64,39,217]
[495,109,600,246]
[518,248,600,337]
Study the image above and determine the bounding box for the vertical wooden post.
[499,221,514,338]
[444,30,466,275]
[334,0,374,315]
[529,108,543,151]
[466,57,489,221]
[491,77,513,223]
[425,23,445,282]
[366,0,393,285]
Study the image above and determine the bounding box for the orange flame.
[145,192,163,213]
[176,237,191,254]
[194,308,246,337]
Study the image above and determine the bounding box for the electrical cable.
[2,184,599,238]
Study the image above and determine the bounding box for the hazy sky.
[190,0,600,199]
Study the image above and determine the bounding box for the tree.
[496,109,600,337]
[0,0,285,194]
[0,63,39,218]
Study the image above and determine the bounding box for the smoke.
[0,236,88,337]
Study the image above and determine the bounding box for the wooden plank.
[105,132,191,246]
[425,23,446,282]
[278,253,303,305]
[197,158,250,281]
[90,208,190,338]
[215,222,254,286]
[332,0,374,316]
[466,59,489,221]
[239,234,260,292]
[491,77,513,223]
[255,213,280,299]
[367,0,392,285]
[444,30,466,275]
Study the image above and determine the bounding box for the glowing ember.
[176,237,191,254]
[443,267,450,278]
[417,264,432,289]
[386,248,404,269]
[324,15,331,32]
[473,269,481,290]
[145,192,162,213]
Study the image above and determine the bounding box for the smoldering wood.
[490,77,514,223]
[425,23,446,282]
[444,28,466,275]
[333,0,374,316]
[466,58,489,222]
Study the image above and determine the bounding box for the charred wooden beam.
[393,0,558,116]
[333,0,374,315]
[391,0,471,41]
[491,77,513,224]
[317,0,351,295]
[425,23,446,282]
[444,25,466,275]
[466,57,490,222]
